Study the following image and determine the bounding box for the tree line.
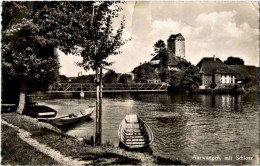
[58,70,132,84]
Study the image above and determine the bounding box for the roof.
[228,65,259,80]
[167,33,184,42]
[168,55,180,66]
[151,54,160,61]
[196,57,235,74]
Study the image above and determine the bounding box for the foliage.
[2,2,59,90]
[103,70,119,83]
[2,2,86,92]
[244,75,257,88]
[169,65,200,91]
[71,75,95,83]
[158,68,172,82]
[119,74,132,83]
[2,2,128,90]
[151,40,168,66]
[76,2,129,71]
[58,75,69,83]
[224,56,244,65]
[177,61,191,69]
[132,63,158,83]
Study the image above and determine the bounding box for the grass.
[2,113,185,165]
[1,124,59,165]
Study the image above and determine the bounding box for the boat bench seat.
[125,141,145,145]
[124,132,142,136]
[125,138,145,142]
[124,135,144,138]
[125,129,142,132]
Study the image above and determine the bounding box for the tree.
[74,2,128,146]
[169,65,200,92]
[2,2,102,113]
[177,61,191,69]
[71,75,95,83]
[224,57,245,65]
[119,74,132,83]
[103,70,119,83]
[58,75,69,83]
[2,2,63,113]
[244,75,257,88]
[152,40,168,66]
[133,63,158,83]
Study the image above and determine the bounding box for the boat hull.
[38,110,93,127]
[118,114,154,149]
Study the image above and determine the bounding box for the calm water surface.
[35,93,259,164]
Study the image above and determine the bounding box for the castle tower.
[167,33,185,59]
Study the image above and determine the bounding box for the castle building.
[150,33,186,71]
[167,33,185,59]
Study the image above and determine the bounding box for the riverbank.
[2,113,185,165]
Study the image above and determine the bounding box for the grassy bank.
[2,113,185,165]
[1,124,59,165]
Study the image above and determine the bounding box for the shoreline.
[1,113,185,165]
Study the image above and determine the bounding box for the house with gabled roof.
[196,56,236,89]
[228,65,259,83]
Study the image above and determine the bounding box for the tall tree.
[2,2,62,113]
[152,40,168,66]
[169,65,200,92]
[133,63,158,83]
[119,74,132,83]
[224,57,245,65]
[2,2,98,113]
[103,70,119,83]
[75,2,128,146]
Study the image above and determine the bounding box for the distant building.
[147,79,161,84]
[228,65,259,84]
[150,55,160,66]
[196,56,236,89]
[150,33,186,71]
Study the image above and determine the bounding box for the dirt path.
[2,120,90,166]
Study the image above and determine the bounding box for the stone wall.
[175,38,185,58]
[215,74,222,86]
[201,74,212,86]
[167,40,175,58]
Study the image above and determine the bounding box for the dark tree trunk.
[98,67,102,145]
[16,80,27,114]
[95,66,101,146]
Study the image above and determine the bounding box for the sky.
[59,2,259,77]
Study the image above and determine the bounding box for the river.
[34,93,259,165]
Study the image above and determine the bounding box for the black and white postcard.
[1,1,259,165]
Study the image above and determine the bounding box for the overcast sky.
[59,2,259,77]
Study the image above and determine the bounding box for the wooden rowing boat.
[118,114,154,149]
[38,108,93,127]
[23,105,57,118]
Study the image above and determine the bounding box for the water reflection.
[34,93,259,165]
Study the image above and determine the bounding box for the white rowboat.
[118,114,154,149]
